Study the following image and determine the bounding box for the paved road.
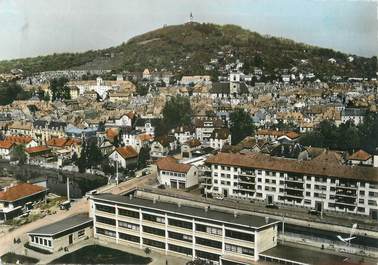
[0,198,89,256]
[100,170,158,195]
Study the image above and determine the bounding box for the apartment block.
[91,193,279,265]
[202,152,378,219]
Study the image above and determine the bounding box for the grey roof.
[93,194,279,229]
[342,108,367,117]
[261,245,348,265]
[28,214,92,236]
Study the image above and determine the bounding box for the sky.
[0,0,377,60]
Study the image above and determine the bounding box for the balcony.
[285,178,304,183]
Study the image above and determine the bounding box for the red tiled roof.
[106,128,119,141]
[257,130,300,139]
[5,135,33,144]
[0,141,14,149]
[47,137,80,148]
[0,183,46,202]
[115,146,138,160]
[25,145,51,154]
[156,157,191,173]
[205,152,378,182]
[348,149,371,161]
[137,134,153,142]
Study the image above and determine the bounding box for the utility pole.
[115,153,119,185]
[282,215,285,244]
[67,176,70,202]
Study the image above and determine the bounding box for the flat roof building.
[91,193,280,264]
[27,214,93,253]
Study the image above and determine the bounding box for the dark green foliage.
[136,82,149,96]
[50,77,70,101]
[11,145,27,165]
[158,95,192,135]
[51,245,151,264]
[359,112,378,153]
[138,146,150,169]
[229,109,255,145]
[76,141,104,173]
[0,23,374,77]
[0,82,31,105]
[2,251,40,263]
[300,113,378,152]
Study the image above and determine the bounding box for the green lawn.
[51,245,152,264]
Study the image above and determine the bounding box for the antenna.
[190,12,194,23]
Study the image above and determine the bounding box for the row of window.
[31,236,52,247]
[161,171,186,178]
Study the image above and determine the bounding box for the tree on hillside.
[0,82,28,105]
[50,77,71,101]
[317,120,338,150]
[229,109,255,145]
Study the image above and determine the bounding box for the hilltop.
[0,23,376,78]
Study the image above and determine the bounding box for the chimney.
[177,202,181,208]
[233,210,238,219]
[204,206,209,212]
[129,194,133,200]
[153,197,157,204]
[265,217,269,224]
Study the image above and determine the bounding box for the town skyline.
[0,0,377,60]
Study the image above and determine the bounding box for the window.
[143,226,165,237]
[96,216,116,226]
[119,221,139,231]
[119,232,139,243]
[225,230,254,242]
[143,238,165,249]
[225,244,254,256]
[96,227,116,237]
[96,204,115,214]
[168,218,192,230]
[196,237,222,249]
[360,191,365,196]
[78,229,85,238]
[168,231,192,242]
[168,244,192,256]
[119,208,139,218]
[143,213,164,223]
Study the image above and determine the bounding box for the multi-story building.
[91,193,279,264]
[202,152,378,219]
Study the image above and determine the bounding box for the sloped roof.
[0,183,46,202]
[205,152,378,182]
[156,156,191,173]
[25,146,51,154]
[47,137,80,148]
[115,146,138,160]
[348,149,371,161]
[0,141,14,150]
[5,135,33,144]
[311,150,343,165]
[184,139,201,148]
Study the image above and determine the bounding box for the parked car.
[308,209,320,216]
